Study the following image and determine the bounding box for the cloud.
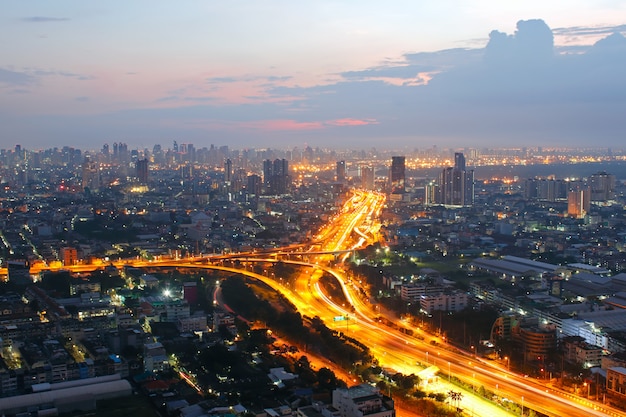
[239,119,324,131]
[340,48,482,85]
[0,68,36,86]
[5,19,626,149]
[21,16,70,23]
[485,19,554,65]
[259,19,626,147]
[206,74,293,85]
[206,76,239,84]
[553,24,626,38]
[327,118,378,127]
[156,96,179,103]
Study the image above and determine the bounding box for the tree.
[447,390,463,410]
[317,367,340,390]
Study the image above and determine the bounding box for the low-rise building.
[607,367,626,400]
[420,291,468,314]
[561,336,603,368]
[331,383,395,417]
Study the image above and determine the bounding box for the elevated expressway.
[135,190,616,417]
[6,190,620,416]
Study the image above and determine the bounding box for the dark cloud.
[21,16,70,23]
[0,68,36,86]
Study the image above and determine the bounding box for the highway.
[6,189,621,416]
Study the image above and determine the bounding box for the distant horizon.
[2,2,625,149]
[5,143,626,154]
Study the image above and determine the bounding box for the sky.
[1,1,626,151]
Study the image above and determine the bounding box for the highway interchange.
[13,190,624,416]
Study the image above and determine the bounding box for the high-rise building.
[247,174,262,196]
[263,159,290,194]
[568,188,590,218]
[424,179,438,205]
[589,171,615,202]
[360,165,374,190]
[81,156,100,192]
[224,159,233,184]
[389,156,405,195]
[454,152,465,171]
[437,152,474,206]
[136,158,149,184]
[336,160,346,183]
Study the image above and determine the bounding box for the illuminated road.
[5,189,620,417]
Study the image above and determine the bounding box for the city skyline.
[1,2,625,150]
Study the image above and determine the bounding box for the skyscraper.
[336,160,346,183]
[136,158,149,184]
[263,159,290,195]
[589,171,615,202]
[247,174,262,196]
[568,188,590,219]
[390,156,405,196]
[225,159,233,184]
[360,165,374,190]
[438,152,474,206]
[81,156,100,192]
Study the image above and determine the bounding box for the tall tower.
[454,152,465,171]
[336,160,346,183]
[247,174,262,196]
[360,165,374,190]
[136,159,149,184]
[589,171,615,202]
[225,159,233,183]
[82,156,100,192]
[390,156,405,196]
[437,152,473,206]
[263,159,290,195]
[568,188,590,219]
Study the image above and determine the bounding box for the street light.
[448,361,451,382]
[521,396,524,416]
[505,356,510,371]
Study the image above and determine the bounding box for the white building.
[178,313,208,333]
[420,291,468,314]
[332,384,395,417]
[143,341,169,372]
[400,282,445,302]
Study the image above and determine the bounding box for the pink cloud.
[327,118,379,127]
[241,119,325,130]
[157,117,379,133]
[231,117,379,131]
